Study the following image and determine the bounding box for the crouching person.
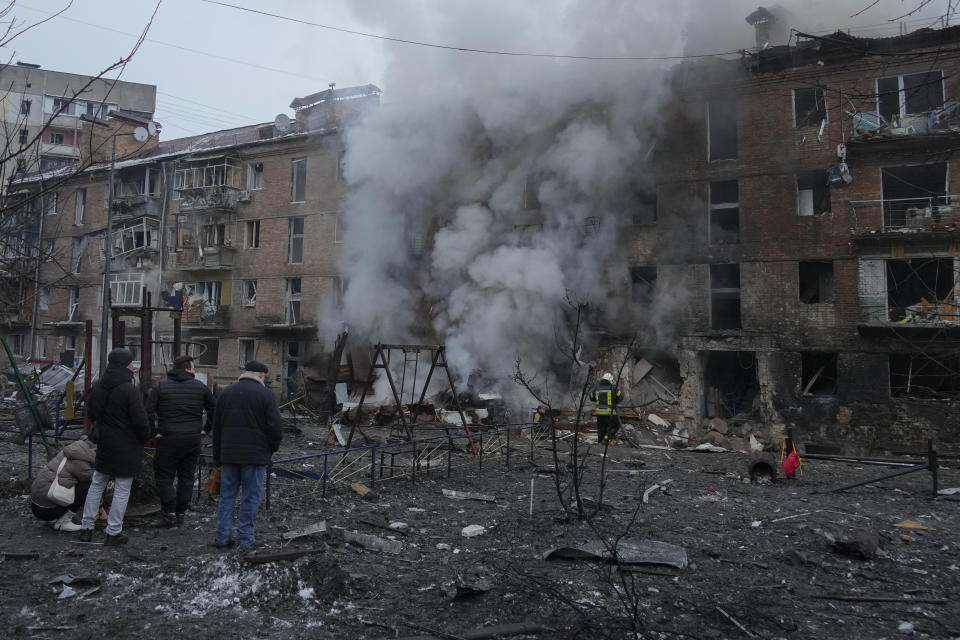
[213,360,282,549]
[30,437,96,532]
[79,348,150,546]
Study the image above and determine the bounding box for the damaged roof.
[747,24,960,72]
[290,84,382,111]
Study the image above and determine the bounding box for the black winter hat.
[244,360,269,374]
[108,348,134,367]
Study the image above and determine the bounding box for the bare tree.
[0,1,160,348]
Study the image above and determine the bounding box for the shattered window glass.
[794,87,826,128]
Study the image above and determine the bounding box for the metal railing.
[850,195,959,232]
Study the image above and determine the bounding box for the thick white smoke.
[335,0,953,398]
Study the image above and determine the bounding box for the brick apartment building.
[630,18,960,453]
[5,85,377,395]
[5,18,960,455]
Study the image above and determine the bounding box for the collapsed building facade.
[3,17,960,455]
[637,21,960,453]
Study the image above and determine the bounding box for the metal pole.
[98,135,117,376]
[370,447,376,486]
[831,463,929,493]
[929,439,939,496]
[84,320,92,435]
[27,201,46,359]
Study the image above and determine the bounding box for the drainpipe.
[155,160,170,372]
[27,199,46,358]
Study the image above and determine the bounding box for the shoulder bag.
[47,457,75,506]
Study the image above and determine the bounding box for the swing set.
[345,343,478,455]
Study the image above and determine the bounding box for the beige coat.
[30,438,96,508]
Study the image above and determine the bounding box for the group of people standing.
[29,349,283,549]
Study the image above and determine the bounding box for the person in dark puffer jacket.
[212,360,282,549]
[78,348,150,546]
[147,355,216,527]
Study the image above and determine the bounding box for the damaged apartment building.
[633,12,960,453]
[7,85,379,395]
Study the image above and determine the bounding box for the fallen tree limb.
[242,547,326,564]
[715,606,756,638]
[813,594,947,604]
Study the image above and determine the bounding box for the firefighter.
[590,372,622,445]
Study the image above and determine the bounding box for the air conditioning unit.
[238,190,251,202]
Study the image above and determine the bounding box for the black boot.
[78,529,92,542]
[104,532,129,546]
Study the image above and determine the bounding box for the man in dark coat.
[147,355,216,527]
[213,360,282,548]
[79,348,150,546]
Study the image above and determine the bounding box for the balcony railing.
[112,194,162,221]
[178,185,239,213]
[849,196,960,233]
[175,245,235,271]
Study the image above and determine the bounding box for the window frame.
[793,87,827,128]
[247,162,264,190]
[290,157,307,203]
[244,220,260,249]
[74,188,86,225]
[241,279,257,307]
[288,216,304,264]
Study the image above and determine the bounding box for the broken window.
[630,266,657,304]
[801,352,837,395]
[45,192,58,215]
[877,71,944,124]
[244,220,260,249]
[799,261,834,304]
[522,175,541,210]
[21,100,31,115]
[337,151,347,181]
[247,162,264,190]
[290,158,307,202]
[195,281,222,309]
[49,132,64,145]
[710,264,741,330]
[709,180,739,245]
[796,171,830,216]
[704,351,757,418]
[890,352,960,399]
[286,278,301,324]
[794,87,826,128]
[52,97,72,114]
[110,272,144,307]
[71,237,86,273]
[68,286,80,321]
[332,275,345,308]
[194,338,219,367]
[708,99,738,161]
[238,338,255,367]
[881,163,947,229]
[203,165,226,187]
[631,187,657,225]
[242,279,257,307]
[172,172,184,200]
[38,287,49,311]
[886,258,957,324]
[288,217,304,263]
[285,341,301,394]
[201,223,225,248]
[74,188,86,225]
[18,129,28,145]
[334,213,344,243]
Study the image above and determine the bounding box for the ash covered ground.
[1,421,959,640]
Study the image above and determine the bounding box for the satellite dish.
[133,126,148,142]
[274,113,291,132]
[147,122,157,136]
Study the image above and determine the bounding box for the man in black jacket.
[213,360,282,549]
[79,348,150,546]
[147,355,216,527]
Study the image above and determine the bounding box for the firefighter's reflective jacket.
[590,382,622,416]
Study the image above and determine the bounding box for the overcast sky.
[6,0,956,142]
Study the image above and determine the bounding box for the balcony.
[112,194,162,222]
[175,245,236,271]
[182,302,230,328]
[178,185,239,213]
[849,196,960,236]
